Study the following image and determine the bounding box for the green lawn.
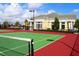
[0,32,63,56]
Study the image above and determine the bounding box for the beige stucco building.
[26,13,76,31]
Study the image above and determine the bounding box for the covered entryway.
[62,25,65,29]
[61,22,65,31]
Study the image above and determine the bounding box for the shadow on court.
[70,34,79,56]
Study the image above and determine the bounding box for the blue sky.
[0,3,79,24]
[20,3,79,15]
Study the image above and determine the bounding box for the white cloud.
[0,11,3,16]
[47,9,56,14]
[0,4,8,11]
[4,3,23,16]
[28,3,43,9]
[0,3,44,24]
[21,10,32,19]
[3,3,43,22]
[0,4,9,18]
[21,9,45,19]
[73,9,79,12]
[0,3,25,24]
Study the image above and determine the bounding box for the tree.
[53,17,59,31]
[74,19,79,32]
[2,21,9,29]
[0,24,2,29]
[24,20,30,30]
[15,21,20,26]
[25,20,29,26]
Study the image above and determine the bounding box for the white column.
[69,22,71,29]
[70,22,73,30]
[65,22,68,30]
[29,22,33,30]
[59,22,62,30]
[34,22,36,29]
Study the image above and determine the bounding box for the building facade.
[26,13,76,31]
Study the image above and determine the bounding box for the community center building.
[26,13,76,31]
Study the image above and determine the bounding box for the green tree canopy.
[74,19,79,31]
[24,19,30,30]
[15,21,20,26]
[2,21,9,29]
[53,17,59,31]
[25,19,30,26]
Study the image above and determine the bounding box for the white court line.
[1,35,63,52]
[0,34,64,55]
[34,36,58,43]
[34,35,65,52]
[0,52,6,55]
[0,35,31,42]
[0,36,57,55]
[34,34,62,43]
[34,35,63,45]
[1,45,26,53]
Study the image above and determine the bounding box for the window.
[51,22,54,25]
[61,22,65,29]
[62,25,65,29]
[62,22,65,25]
[36,22,42,30]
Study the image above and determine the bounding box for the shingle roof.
[35,13,76,20]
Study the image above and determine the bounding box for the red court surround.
[0,30,78,56]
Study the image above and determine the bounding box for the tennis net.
[0,35,34,56]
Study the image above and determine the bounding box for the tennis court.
[0,32,63,56]
[0,30,9,32]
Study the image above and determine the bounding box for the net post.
[28,41,31,56]
[30,39,34,56]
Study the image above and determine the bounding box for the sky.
[0,3,79,24]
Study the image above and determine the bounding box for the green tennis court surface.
[0,30,8,32]
[0,32,63,56]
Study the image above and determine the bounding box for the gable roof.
[35,13,76,20]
